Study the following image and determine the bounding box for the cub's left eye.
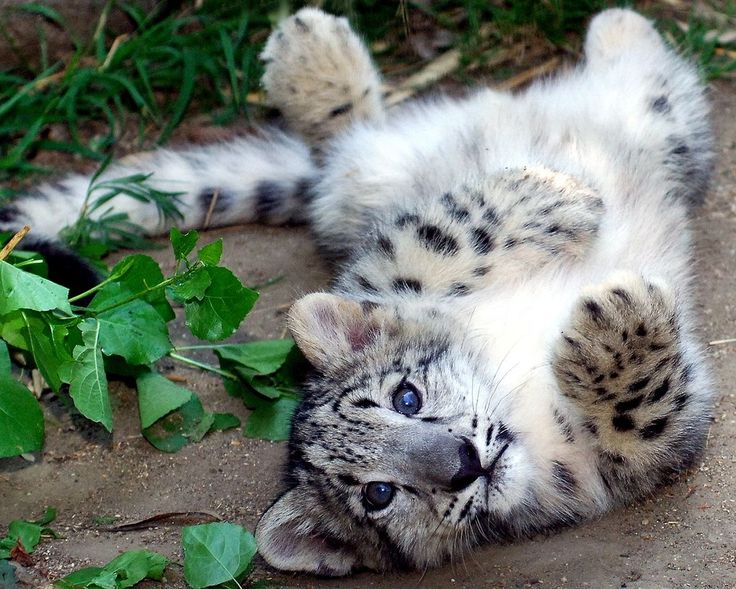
[363,482,395,510]
[392,382,421,415]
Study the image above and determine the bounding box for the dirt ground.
[1,78,736,589]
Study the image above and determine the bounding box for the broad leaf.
[184,267,258,341]
[167,267,211,302]
[170,227,198,261]
[197,240,223,266]
[92,295,172,365]
[67,320,112,432]
[0,376,44,458]
[136,372,192,429]
[19,312,72,392]
[0,260,71,314]
[54,549,168,589]
[101,255,174,321]
[182,523,256,589]
[142,395,203,453]
[214,340,295,375]
[243,397,299,442]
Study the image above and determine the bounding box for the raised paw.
[553,272,696,456]
[260,8,384,145]
[584,9,665,65]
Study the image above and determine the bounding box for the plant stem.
[168,352,238,380]
[68,272,119,303]
[88,261,204,314]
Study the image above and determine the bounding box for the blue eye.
[392,382,421,415]
[363,482,395,509]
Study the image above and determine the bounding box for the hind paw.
[261,8,384,145]
[585,9,665,65]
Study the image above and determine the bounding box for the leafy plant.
[54,549,168,589]
[0,221,309,456]
[0,507,57,586]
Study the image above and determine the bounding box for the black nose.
[450,438,483,492]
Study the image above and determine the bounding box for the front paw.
[553,272,691,443]
[584,9,665,64]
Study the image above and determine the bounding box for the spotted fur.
[0,7,715,576]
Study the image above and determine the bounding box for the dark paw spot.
[584,300,605,323]
[482,207,500,224]
[640,416,668,439]
[612,414,635,432]
[635,323,648,337]
[376,235,395,259]
[628,377,650,393]
[648,378,670,403]
[614,394,644,413]
[671,144,689,155]
[593,374,605,384]
[473,265,491,277]
[416,224,459,256]
[503,237,518,249]
[674,393,689,411]
[293,16,309,32]
[470,227,494,255]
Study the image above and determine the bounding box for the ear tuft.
[287,293,383,370]
[256,487,358,576]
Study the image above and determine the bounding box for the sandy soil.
[1,80,735,589]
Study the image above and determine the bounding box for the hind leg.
[261,8,385,147]
[583,9,713,205]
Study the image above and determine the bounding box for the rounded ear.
[256,487,358,576]
[287,293,385,371]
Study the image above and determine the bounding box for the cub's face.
[255,293,534,575]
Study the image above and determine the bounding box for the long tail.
[0,129,317,242]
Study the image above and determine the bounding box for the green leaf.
[167,267,211,302]
[184,267,258,341]
[214,340,295,375]
[54,549,168,589]
[170,227,198,262]
[182,523,256,589]
[0,261,72,315]
[136,371,192,430]
[0,340,10,375]
[243,397,299,442]
[210,413,241,432]
[7,521,41,553]
[19,312,72,393]
[106,254,174,321]
[197,240,223,266]
[0,375,44,457]
[91,296,172,365]
[67,320,112,432]
[142,395,203,453]
[0,560,16,588]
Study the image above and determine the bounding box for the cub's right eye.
[363,482,395,510]
[392,381,421,415]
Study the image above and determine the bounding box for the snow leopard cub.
[0,7,715,577]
